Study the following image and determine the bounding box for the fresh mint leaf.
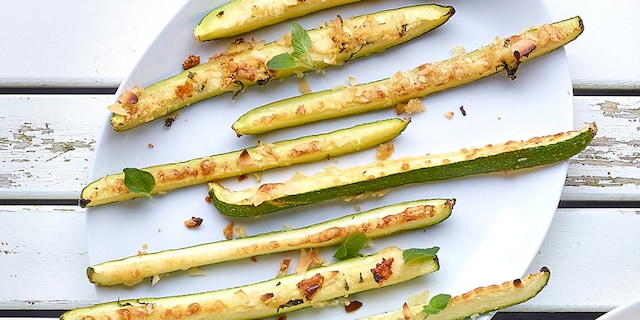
[422,293,451,315]
[291,50,315,69]
[402,247,440,265]
[291,22,312,53]
[123,168,155,200]
[266,53,297,70]
[333,233,367,260]
[266,22,315,71]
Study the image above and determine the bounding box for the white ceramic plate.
[597,298,640,320]
[86,0,573,318]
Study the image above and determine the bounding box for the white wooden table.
[1,1,639,319]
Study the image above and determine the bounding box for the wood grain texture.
[1,206,638,312]
[2,96,637,201]
[0,0,637,89]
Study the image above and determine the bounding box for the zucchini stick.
[210,123,597,217]
[194,0,367,41]
[109,5,455,131]
[88,198,453,286]
[80,118,409,207]
[62,246,440,320]
[232,16,584,135]
[361,267,550,320]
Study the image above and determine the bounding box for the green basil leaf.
[402,247,440,264]
[422,293,451,314]
[266,53,297,70]
[291,22,312,53]
[333,232,367,260]
[123,168,155,200]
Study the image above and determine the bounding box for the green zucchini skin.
[109,5,455,131]
[209,123,597,217]
[194,0,366,41]
[88,198,453,286]
[63,246,440,320]
[362,267,551,320]
[232,16,584,135]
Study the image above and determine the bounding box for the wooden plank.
[1,95,638,201]
[0,0,637,89]
[1,205,638,312]
[564,96,640,201]
[546,0,640,90]
[0,95,108,200]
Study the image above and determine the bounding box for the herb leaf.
[266,22,315,71]
[422,293,451,315]
[291,22,312,53]
[123,168,155,200]
[266,53,297,70]
[333,233,367,260]
[402,247,440,265]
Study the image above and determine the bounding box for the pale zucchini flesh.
[63,246,440,320]
[232,16,584,135]
[210,123,597,217]
[80,118,408,207]
[88,198,454,286]
[109,5,455,131]
[361,267,551,320]
[194,0,366,41]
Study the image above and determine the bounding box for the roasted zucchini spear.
[194,0,367,41]
[80,118,409,207]
[361,267,551,320]
[62,246,440,320]
[232,16,584,135]
[210,123,597,217]
[109,5,455,131]
[88,198,454,286]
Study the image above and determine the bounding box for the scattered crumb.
[234,225,246,238]
[151,274,161,286]
[344,300,363,313]
[277,258,292,277]
[444,111,455,119]
[347,75,358,86]
[451,45,467,57]
[182,54,200,70]
[137,250,147,256]
[459,105,467,116]
[184,217,204,229]
[298,77,312,94]
[251,256,258,262]
[237,174,249,182]
[296,248,324,275]
[157,228,162,233]
[142,243,148,250]
[204,196,212,203]
[147,143,154,149]
[376,142,395,160]
[353,205,361,211]
[223,222,235,240]
[165,111,179,127]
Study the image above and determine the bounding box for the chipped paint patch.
[565,175,640,188]
[599,101,640,120]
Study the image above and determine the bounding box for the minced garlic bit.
[298,77,312,94]
[451,45,467,57]
[444,111,455,119]
[376,142,395,160]
[296,248,324,275]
